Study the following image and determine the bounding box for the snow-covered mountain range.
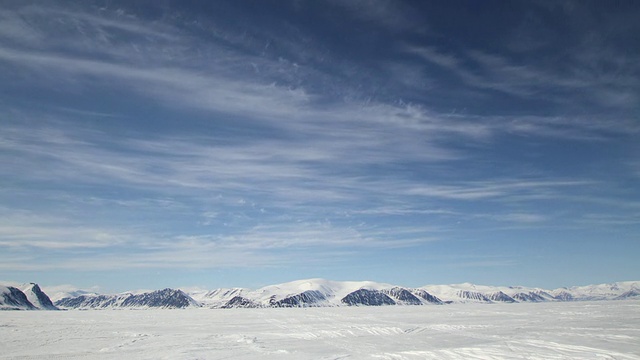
[2,279,639,310]
[421,281,640,303]
[189,279,444,308]
[189,279,640,308]
[55,288,199,309]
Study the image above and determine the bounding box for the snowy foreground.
[2,301,640,359]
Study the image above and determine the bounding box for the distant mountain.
[55,288,199,309]
[615,289,640,300]
[186,279,640,308]
[552,290,574,301]
[488,291,517,303]
[221,296,259,309]
[46,288,100,303]
[341,289,396,306]
[551,282,640,301]
[422,281,640,304]
[381,287,421,305]
[20,283,58,310]
[272,290,328,307]
[8,279,638,310]
[189,279,442,308]
[422,284,493,303]
[410,288,444,304]
[1,285,36,310]
[1,283,59,310]
[511,291,548,302]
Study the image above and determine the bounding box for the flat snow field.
[2,302,639,359]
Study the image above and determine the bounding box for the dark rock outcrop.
[222,296,260,308]
[272,290,327,308]
[1,286,36,310]
[341,289,396,306]
[488,291,517,303]
[382,287,422,305]
[411,289,443,304]
[56,288,198,309]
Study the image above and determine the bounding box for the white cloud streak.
[407,43,640,112]
[0,2,637,275]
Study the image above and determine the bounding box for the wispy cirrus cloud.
[405,40,639,112]
[325,0,425,33]
[1,1,638,289]
[404,180,592,201]
[0,209,134,250]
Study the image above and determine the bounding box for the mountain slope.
[1,285,36,310]
[56,288,199,309]
[615,289,640,300]
[49,279,640,310]
[197,279,640,308]
[20,283,58,310]
[189,288,249,308]
[552,281,640,301]
[188,279,443,308]
[423,281,640,303]
[341,289,396,306]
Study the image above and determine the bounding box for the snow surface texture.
[1,301,639,359]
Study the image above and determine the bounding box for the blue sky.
[1,0,639,292]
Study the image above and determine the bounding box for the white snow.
[1,301,639,359]
[249,278,395,305]
[0,285,34,310]
[38,279,640,309]
[423,281,640,303]
[188,279,424,307]
[553,281,640,300]
[0,285,15,309]
[41,284,101,303]
[19,284,41,308]
[19,283,57,310]
[189,287,249,306]
[188,278,400,308]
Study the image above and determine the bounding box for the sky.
[0,0,639,293]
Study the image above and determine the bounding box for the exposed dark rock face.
[272,290,327,308]
[382,287,422,305]
[122,289,196,308]
[615,289,640,300]
[410,289,443,304]
[56,294,119,308]
[222,296,259,308]
[554,291,574,301]
[25,283,58,310]
[488,291,517,303]
[512,292,547,302]
[1,286,36,310]
[341,289,396,306]
[56,288,198,309]
[457,290,492,302]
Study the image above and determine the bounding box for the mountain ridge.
[4,279,639,310]
[20,283,59,310]
[55,288,198,309]
[1,285,37,310]
[188,278,640,308]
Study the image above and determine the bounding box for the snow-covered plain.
[2,301,639,359]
